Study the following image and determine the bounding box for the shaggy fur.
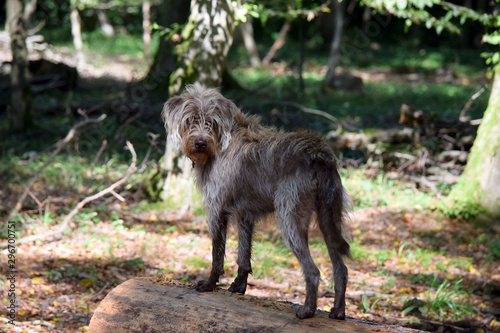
[162,85,351,319]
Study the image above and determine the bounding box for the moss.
[448,66,500,218]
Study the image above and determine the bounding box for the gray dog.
[162,85,351,319]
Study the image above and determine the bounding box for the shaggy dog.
[162,85,351,319]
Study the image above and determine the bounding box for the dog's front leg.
[195,214,228,292]
[228,216,254,294]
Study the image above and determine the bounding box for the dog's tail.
[314,158,352,259]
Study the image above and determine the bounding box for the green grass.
[230,68,489,131]
[341,169,435,210]
[40,28,159,59]
[402,279,475,320]
[252,240,293,279]
[183,257,211,269]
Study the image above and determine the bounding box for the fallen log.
[89,277,418,333]
[326,128,417,150]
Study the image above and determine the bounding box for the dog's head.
[162,85,237,166]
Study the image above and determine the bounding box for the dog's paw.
[228,281,247,294]
[296,306,315,319]
[195,280,215,292]
[329,309,346,320]
[228,275,247,294]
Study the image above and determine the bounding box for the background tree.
[169,0,236,96]
[361,0,500,217]
[70,0,85,67]
[145,0,190,98]
[7,0,33,132]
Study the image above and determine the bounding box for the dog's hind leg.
[277,195,319,318]
[284,218,320,319]
[229,215,254,294]
[316,166,350,320]
[195,213,228,292]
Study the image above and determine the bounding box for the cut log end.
[89,277,419,333]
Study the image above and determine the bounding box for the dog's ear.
[211,96,240,151]
[162,95,185,150]
[162,95,184,127]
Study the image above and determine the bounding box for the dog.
[162,85,351,320]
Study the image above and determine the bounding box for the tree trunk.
[70,2,85,67]
[169,0,236,95]
[97,10,115,37]
[7,0,32,132]
[448,67,500,217]
[89,277,416,333]
[325,0,344,85]
[143,0,190,98]
[239,17,261,68]
[142,0,151,58]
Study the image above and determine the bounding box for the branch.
[273,101,342,130]
[1,141,136,248]
[8,114,107,221]
[459,86,486,122]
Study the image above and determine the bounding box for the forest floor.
[1,47,500,332]
[1,204,500,332]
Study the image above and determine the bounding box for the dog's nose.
[194,139,208,150]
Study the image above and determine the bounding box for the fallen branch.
[1,141,137,248]
[459,85,486,123]
[262,20,292,66]
[274,101,342,130]
[8,114,107,221]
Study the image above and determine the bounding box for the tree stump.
[89,277,418,333]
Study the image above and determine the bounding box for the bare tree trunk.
[7,0,32,132]
[325,0,344,85]
[449,67,500,217]
[239,17,261,68]
[298,18,305,93]
[97,10,115,37]
[142,0,151,59]
[70,2,85,67]
[169,0,236,95]
[23,0,37,25]
[262,20,291,66]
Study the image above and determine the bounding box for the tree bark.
[89,277,417,333]
[70,2,85,67]
[97,10,115,37]
[144,0,190,98]
[449,67,500,217]
[169,0,236,95]
[239,17,261,68]
[7,0,32,132]
[325,0,344,85]
[142,0,151,58]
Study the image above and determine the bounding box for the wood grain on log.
[89,277,419,333]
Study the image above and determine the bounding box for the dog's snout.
[194,139,208,150]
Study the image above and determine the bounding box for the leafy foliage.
[361,0,500,64]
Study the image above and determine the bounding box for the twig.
[91,139,108,175]
[459,86,486,122]
[113,109,144,141]
[262,20,292,66]
[8,114,107,222]
[274,101,342,130]
[1,141,136,248]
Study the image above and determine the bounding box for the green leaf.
[436,24,443,35]
[425,18,433,29]
[397,0,408,10]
